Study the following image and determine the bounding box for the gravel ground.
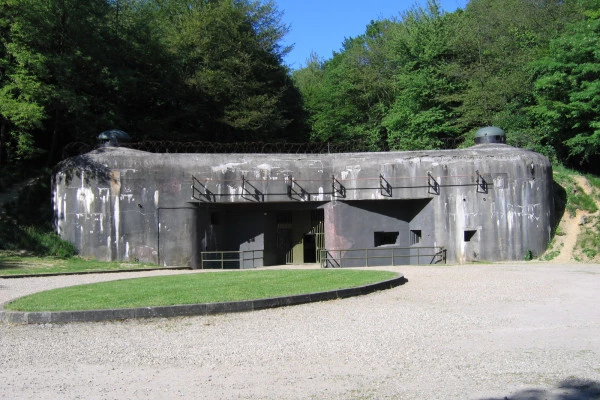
[1,263,600,400]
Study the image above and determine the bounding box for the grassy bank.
[552,165,599,217]
[0,252,159,276]
[4,269,399,312]
[0,169,78,259]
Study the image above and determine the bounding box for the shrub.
[0,224,77,258]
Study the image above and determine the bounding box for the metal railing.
[200,250,264,269]
[320,246,446,268]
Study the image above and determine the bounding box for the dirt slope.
[547,175,600,262]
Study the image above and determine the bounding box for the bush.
[30,227,78,258]
[0,224,77,258]
[0,168,77,258]
[576,217,600,262]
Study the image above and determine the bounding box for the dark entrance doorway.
[274,208,324,264]
[202,203,325,267]
[303,233,317,263]
[276,212,293,264]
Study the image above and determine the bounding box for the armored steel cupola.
[97,129,131,147]
[474,126,506,144]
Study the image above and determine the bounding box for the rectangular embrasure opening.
[410,230,422,245]
[464,230,477,242]
[374,231,399,247]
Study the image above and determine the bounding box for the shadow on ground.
[0,253,30,271]
[480,378,600,400]
[552,178,567,233]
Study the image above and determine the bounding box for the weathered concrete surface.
[53,144,553,266]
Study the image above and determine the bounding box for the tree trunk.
[47,109,60,166]
[0,118,6,165]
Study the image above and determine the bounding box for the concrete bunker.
[53,136,554,267]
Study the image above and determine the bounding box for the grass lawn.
[0,252,160,276]
[4,269,399,312]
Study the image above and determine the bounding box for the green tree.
[0,0,305,167]
[0,0,47,163]
[295,1,461,151]
[528,9,600,166]
[294,19,397,149]
[98,0,185,141]
[0,0,122,164]
[162,0,303,142]
[383,0,460,150]
[447,0,587,144]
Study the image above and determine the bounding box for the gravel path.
[1,263,600,399]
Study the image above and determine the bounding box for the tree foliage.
[0,0,304,166]
[0,0,47,162]
[294,0,599,171]
[293,19,397,149]
[1,0,600,173]
[382,1,460,150]
[528,9,600,164]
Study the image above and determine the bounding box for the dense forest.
[1,0,599,172]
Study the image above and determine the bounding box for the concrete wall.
[53,144,554,266]
[323,199,433,267]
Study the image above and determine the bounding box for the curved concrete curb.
[0,275,406,325]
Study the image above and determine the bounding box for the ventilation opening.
[464,230,477,242]
[410,230,422,245]
[374,231,399,247]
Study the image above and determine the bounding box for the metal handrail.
[200,250,264,269]
[320,246,446,268]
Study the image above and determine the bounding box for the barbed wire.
[127,141,384,154]
[61,137,466,160]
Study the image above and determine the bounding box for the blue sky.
[276,0,467,69]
